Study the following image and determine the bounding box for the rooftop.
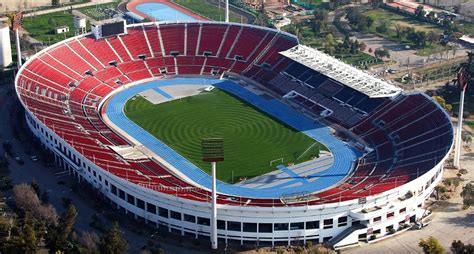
[280,45,402,98]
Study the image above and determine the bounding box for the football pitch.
[124,89,324,183]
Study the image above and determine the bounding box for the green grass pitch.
[124,89,324,183]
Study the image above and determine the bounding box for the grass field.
[173,0,241,22]
[22,1,121,45]
[124,89,324,183]
[362,9,444,56]
[22,11,78,45]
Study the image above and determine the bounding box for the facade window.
[338,216,348,227]
[170,210,181,220]
[158,207,168,218]
[290,222,304,230]
[374,216,381,223]
[399,208,406,214]
[126,194,134,205]
[227,221,241,231]
[243,223,257,232]
[387,212,394,219]
[118,190,125,200]
[136,198,145,209]
[111,185,117,195]
[183,214,195,223]
[259,223,273,233]
[197,217,210,226]
[146,203,156,214]
[274,223,288,231]
[323,219,333,229]
[217,220,226,230]
[306,221,319,229]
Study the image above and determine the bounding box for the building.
[0,24,12,68]
[14,21,453,249]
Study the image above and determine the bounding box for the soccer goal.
[270,158,284,166]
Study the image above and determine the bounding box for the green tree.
[452,240,474,254]
[415,6,426,19]
[324,34,336,55]
[463,52,474,87]
[460,183,473,209]
[61,204,77,237]
[427,31,439,46]
[99,221,128,254]
[24,223,37,253]
[419,236,444,254]
[48,17,56,27]
[432,96,453,113]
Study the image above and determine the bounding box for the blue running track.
[105,78,360,198]
[136,3,196,21]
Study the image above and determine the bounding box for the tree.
[82,231,100,254]
[415,6,426,19]
[374,48,390,60]
[48,17,56,27]
[419,236,444,254]
[12,184,58,226]
[61,204,77,237]
[452,240,474,254]
[407,30,427,47]
[356,16,369,32]
[432,96,453,113]
[313,9,328,21]
[375,20,389,33]
[99,222,128,254]
[370,0,383,8]
[463,52,474,87]
[434,185,448,200]
[427,31,439,46]
[460,183,473,209]
[324,34,336,55]
[23,223,37,253]
[366,16,374,29]
[395,24,402,38]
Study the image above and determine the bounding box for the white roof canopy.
[280,45,402,98]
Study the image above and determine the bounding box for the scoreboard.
[92,18,127,39]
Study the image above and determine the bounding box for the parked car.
[30,155,38,162]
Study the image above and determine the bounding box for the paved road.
[0,84,207,254]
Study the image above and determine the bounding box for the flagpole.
[454,67,466,168]
[454,87,465,168]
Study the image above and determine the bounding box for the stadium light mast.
[8,11,23,67]
[202,138,224,250]
[225,0,229,22]
[454,67,467,168]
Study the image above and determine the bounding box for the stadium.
[14,21,453,249]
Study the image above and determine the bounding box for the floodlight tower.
[225,0,229,22]
[454,67,467,168]
[8,11,23,67]
[202,138,224,250]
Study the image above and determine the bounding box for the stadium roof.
[280,45,402,98]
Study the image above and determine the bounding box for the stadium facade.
[15,22,453,249]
